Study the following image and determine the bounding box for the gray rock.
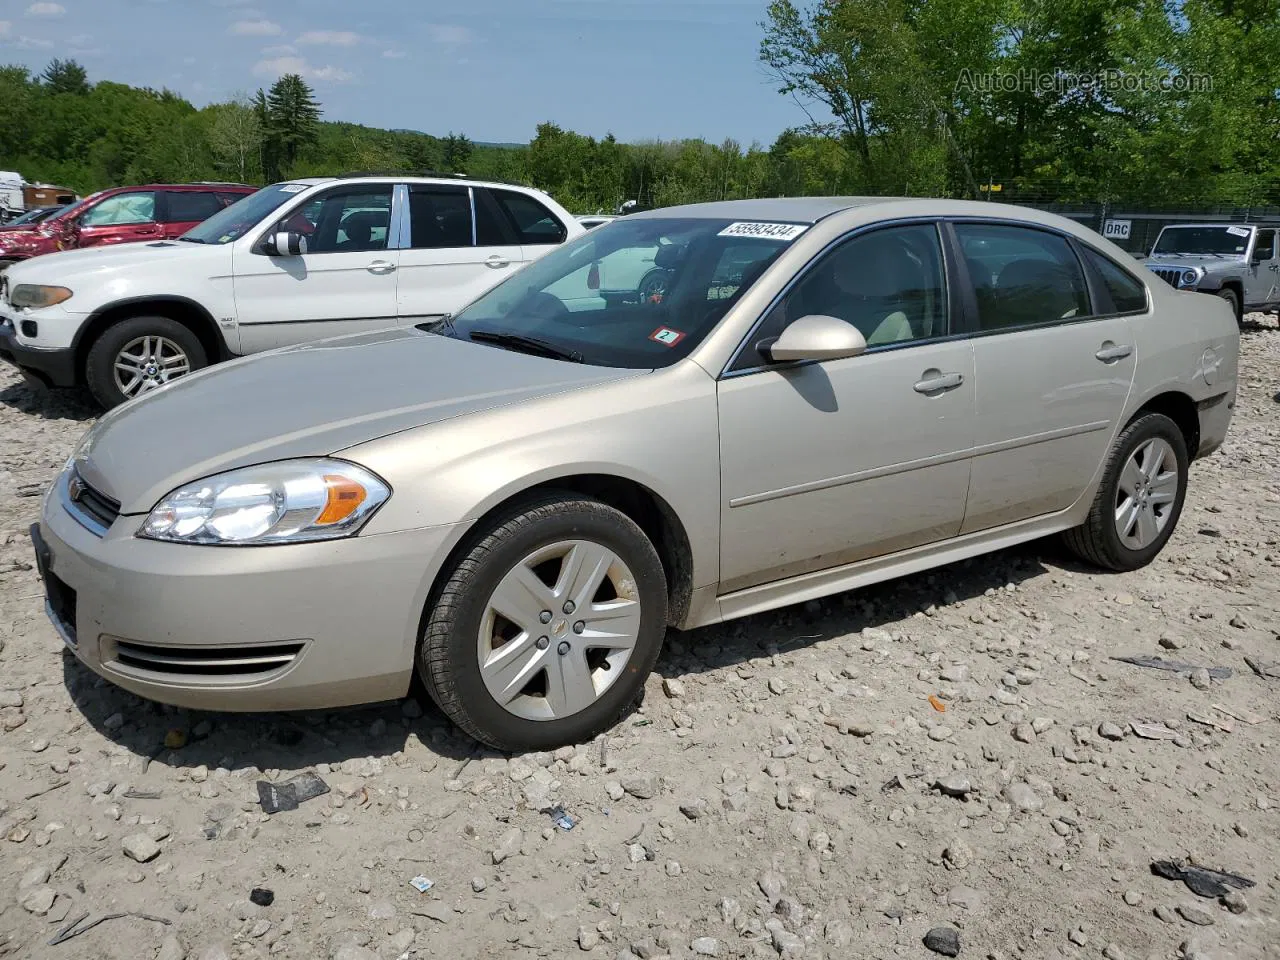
[1012,722,1036,743]
[415,901,451,924]
[1103,944,1127,960]
[679,798,709,820]
[691,937,721,956]
[332,948,377,960]
[1069,927,1088,946]
[622,775,658,800]
[1098,721,1125,741]
[757,870,784,901]
[491,827,522,864]
[577,926,600,951]
[940,664,970,683]
[1177,904,1215,926]
[927,725,954,742]
[389,929,416,954]
[1189,668,1211,690]
[934,774,972,799]
[367,900,396,920]
[471,876,487,893]
[18,864,51,889]
[1123,890,1143,906]
[1004,781,1044,813]
[0,690,24,708]
[19,885,56,915]
[122,832,162,863]
[155,934,186,960]
[923,925,961,957]
[662,677,686,698]
[1221,890,1247,914]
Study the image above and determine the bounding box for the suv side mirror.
[265,231,308,257]
[1251,246,1268,265]
[763,314,867,363]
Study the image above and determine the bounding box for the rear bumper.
[1195,389,1235,459]
[0,316,77,386]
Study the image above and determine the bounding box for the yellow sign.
[979,183,1003,192]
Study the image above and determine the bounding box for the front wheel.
[1062,412,1189,571]
[1215,286,1242,324]
[85,315,207,409]
[419,494,668,751]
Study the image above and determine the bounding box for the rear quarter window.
[1082,247,1149,313]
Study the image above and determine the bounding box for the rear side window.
[80,192,157,227]
[164,191,222,223]
[492,189,566,245]
[955,223,1090,331]
[475,189,517,246]
[408,185,472,249]
[1082,248,1148,313]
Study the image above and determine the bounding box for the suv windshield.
[179,183,307,245]
[1152,226,1251,257]
[435,216,801,368]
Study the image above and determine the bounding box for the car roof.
[281,175,551,194]
[1159,223,1256,230]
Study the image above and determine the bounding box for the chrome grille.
[1147,265,1186,288]
[108,639,306,680]
[62,469,120,535]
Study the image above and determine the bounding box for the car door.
[393,184,523,323]
[1247,228,1278,305]
[953,221,1138,533]
[75,191,162,248]
[717,222,975,594]
[233,183,399,352]
[159,189,224,239]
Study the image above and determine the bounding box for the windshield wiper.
[417,314,454,334]
[469,330,584,363]
[176,236,205,244]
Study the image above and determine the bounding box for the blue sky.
[0,0,807,146]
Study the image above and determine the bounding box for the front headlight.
[139,459,390,545]
[1180,269,1201,286]
[11,284,73,309]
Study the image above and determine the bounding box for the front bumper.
[38,470,463,711]
[0,314,77,386]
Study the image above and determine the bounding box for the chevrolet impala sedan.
[35,198,1238,750]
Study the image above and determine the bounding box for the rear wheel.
[1062,412,1188,571]
[85,315,207,409]
[1216,286,1242,324]
[419,494,667,751]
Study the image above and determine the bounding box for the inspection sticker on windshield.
[649,327,686,347]
[279,184,308,194]
[1226,226,1250,238]
[718,221,809,241]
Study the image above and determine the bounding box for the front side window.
[1253,229,1276,260]
[955,223,1089,331]
[437,216,798,368]
[491,189,566,245]
[164,191,222,223]
[408,185,472,249]
[734,223,947,371]
[287,187,393,255]
[1083,247,1148,313]
[80,192,157,227]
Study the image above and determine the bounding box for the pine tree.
[264,74,322,177]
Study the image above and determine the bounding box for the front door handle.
[1095,342,1133,363]
[913,371,964,394]
[367,260,396,275]
[485,255,510,269]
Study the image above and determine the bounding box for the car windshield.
[434,216,803,368]
[1152,226,1250,257]
[7,206,62,226]
[179,183,308,245]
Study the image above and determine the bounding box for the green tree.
[41,58,90,96]
[441,133,473,173]
[264,74,322,176]
[208,96,262,183]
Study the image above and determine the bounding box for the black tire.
[1216,286,1242,324]
[419,493,668,752]
[1062,412,1189,572]
[84,315,208,409]
[637,268,670,303]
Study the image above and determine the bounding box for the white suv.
[0,175,583,407]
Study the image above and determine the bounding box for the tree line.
[1,0,1277,217]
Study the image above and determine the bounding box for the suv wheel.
[1216,286,1242,324]
[1062,412,1189,572]
[85,315,208,409]
[419,493,668,751]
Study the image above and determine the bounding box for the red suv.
[0,183,256,267]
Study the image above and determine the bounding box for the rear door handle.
[1095,342,1133,363]
[485,255,510,269]
[913,371,964,394]
[367,260,396,275]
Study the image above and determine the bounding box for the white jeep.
[0,175,583,407]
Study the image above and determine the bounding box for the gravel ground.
[0,317,1278,960]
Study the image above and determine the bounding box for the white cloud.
[253,55,352,83]
[296,30,361,46]
[230,19,281,37]
[426,24,472,44]
[261,43,297,56]
[382,49,406,59]
[17,35,54,48]
[0,21,11,38]
[26,2,66,17]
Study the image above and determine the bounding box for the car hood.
[73,327,644,514]
[4,239,224,283]
[1146,254,1244,269]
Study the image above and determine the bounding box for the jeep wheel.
[1216,287,1242,324]
[85,315,208,409]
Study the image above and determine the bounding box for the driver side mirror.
[264,231,308,257]
[762,314,867,363]
[1251,246,1269,265]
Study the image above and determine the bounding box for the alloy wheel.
[477,539,642,722]
[1114,437,1179,550]
[113,335,191,399]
